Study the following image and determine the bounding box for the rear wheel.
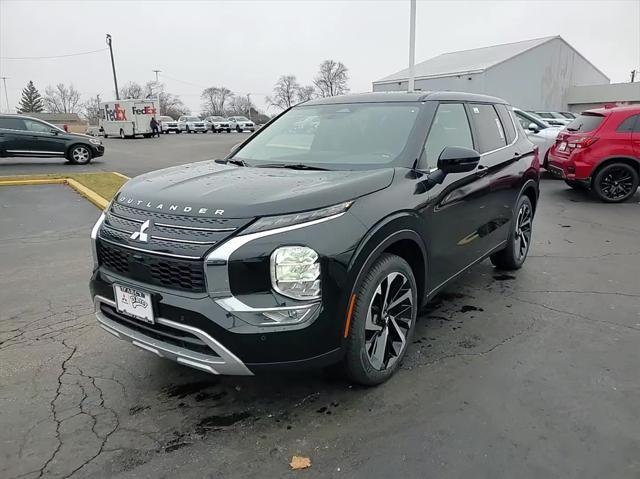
[119,129,125,139]
[592,163,639,203]
[186,126,191,133]
[226,128,231,133]
[68,144,92,165]
[344,253,417,386]
[490,195,533,270]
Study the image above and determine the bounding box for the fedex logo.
[103,104,127,121]
[132,106,157,115]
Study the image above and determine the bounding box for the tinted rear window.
[0,117,26,130]
[469,104,507,153]
[566,114,604,132]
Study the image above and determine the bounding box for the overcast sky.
[1,0,638,114]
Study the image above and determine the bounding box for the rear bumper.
[547,150,592,181]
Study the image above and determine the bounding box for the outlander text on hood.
[90,92,539,385]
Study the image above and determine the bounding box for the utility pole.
[631,70,637,83]
[1,77,9,112]
[247,93,252,121]
[152,69,161,113]
[106,34,120,100]
[408,0,416,92]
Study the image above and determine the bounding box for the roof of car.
[583,105,640,116]
[303,91,508,106]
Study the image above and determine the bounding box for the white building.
[372,36,632,112]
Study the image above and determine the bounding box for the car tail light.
[568,137,598,149]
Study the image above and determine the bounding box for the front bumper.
[91,144,105,157]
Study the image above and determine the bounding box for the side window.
[24,119,53,133]
[0,117,26,130]
[422,103,473,169]
[514,112,530,129]
[616,114,639,133]
[495,104,516,143]
[469,104,507,153]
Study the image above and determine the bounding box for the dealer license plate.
[113,284,154,324]
[557,141,567,152]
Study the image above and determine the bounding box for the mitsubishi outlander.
[90,92,539,385]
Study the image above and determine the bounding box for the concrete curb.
[0,173,126,210]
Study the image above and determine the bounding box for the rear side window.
[616,114,639,132]
[566,113,604,132]
[469,104,507,153]
[495,104,516,143]
[422,103,474,169]
[0,117,26,130]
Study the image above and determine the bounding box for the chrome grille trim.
[154,222,236,233]
[97,236,202,259]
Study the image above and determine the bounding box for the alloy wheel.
[514,202,532,262]
[364,272,414,371]
[72,146,90,163]
[599,167,635,201]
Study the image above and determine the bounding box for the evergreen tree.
[18,81,45,113]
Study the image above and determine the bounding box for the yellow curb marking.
[0,171,130,210]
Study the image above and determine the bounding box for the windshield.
[233,103,420,169]
[236,116,249,121]
[211,116,225,121]
[515,111,547,130]
[566,113,605,132]
[184,117,200,122]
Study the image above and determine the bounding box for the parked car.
[547,105,640,202]
[205,116,231,133]
[528,111,572,127]
[178,116,208,133]
[90,91,539,385]
[513,108,562,168]
[159,115,180,134]
[227,116,255,132]
[558,111,577,120]
[0,114,104,164]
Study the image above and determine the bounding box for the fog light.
[270,246,321,300]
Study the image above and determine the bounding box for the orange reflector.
[343,293,357,338]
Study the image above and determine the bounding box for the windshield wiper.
[255,163,329,171]
[215,158,248,167]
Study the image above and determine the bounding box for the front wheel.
[592,163,639,203]
[344,253,417,386]
[119,129,125,139]
[68,145,92,165]
[490,195,533,270]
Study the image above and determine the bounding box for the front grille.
[97,241,206,292]
[100,303,215,356]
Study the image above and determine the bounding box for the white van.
[99,99,160,139]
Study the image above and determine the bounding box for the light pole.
[106,34,120,100]
[1,77,9,112]
[247,93,252,121]
[408,0,416,92]
[152,69,162,112]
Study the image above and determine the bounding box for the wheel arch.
[347,213,428,312]
[519,178,539,214]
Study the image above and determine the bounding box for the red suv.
[547,106,640,202]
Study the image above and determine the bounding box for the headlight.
[89,138,101,145]
[242,201,353,235]
[270,246,321,300]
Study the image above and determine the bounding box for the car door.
[417,102,492,287]
[0,117,28,155]
[23,119,67,156]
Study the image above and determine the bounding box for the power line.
[0,48,108,60]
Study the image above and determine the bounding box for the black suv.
[90,92,539,385]
[0,115,104,164]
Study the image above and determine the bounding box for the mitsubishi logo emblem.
[130,220,150,242]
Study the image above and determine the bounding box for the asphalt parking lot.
[1,137,639,478]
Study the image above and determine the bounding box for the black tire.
[67,144,93,165]
[565,179,588,190]
[186,126,191,133]
[490,195,533,270]
[236,126,242,133]
[542,150,549,169]
[119,129,125,139]
[176,130,181,134]
[344,253,418,386]
[226,129,231,133]
[592,162,639,203]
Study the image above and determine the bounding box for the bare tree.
[119,81,145,99]
[43,83,82,113]
[296,85,316,103]
[226,95,252,116]
[201,87,233,116]
[267,75,300,110]
[313,60,349,97]
[82,96,101,125]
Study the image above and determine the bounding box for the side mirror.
[50,128,59,135]
[527,122,540,133]
[437,146,481,174]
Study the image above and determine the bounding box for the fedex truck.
[99,99,160,139]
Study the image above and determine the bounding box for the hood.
[116,160,394,218]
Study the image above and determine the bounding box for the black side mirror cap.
[50,128,59,135]
[437,146,481,174]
